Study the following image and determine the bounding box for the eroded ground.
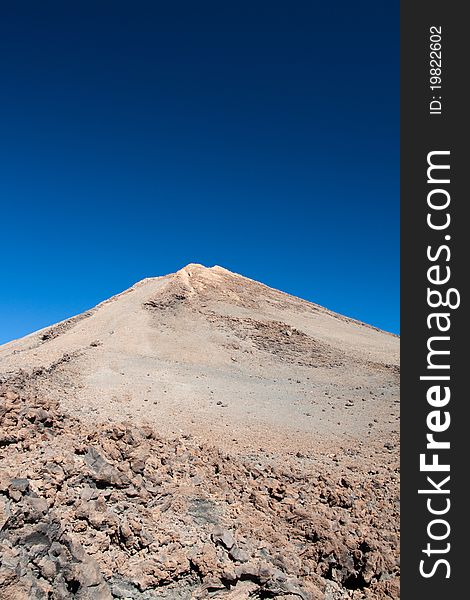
[0,378,399,600]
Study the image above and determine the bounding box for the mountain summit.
[0,264,398,451]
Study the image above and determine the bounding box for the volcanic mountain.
[0,265,400,599]
[0,263,398,452]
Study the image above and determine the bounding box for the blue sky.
[0,1,399,344]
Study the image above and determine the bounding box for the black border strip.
[401,2,466,597]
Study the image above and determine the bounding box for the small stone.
[229,546,250,563]
[119,521,133,540]
[212,527,235,550]
[9,478,30,494]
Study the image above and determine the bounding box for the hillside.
[0,264,400,599]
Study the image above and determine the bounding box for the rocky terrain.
[0,265,400,598]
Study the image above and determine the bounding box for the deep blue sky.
[0,1,399,344]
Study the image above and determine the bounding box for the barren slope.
[0,265,400,599]
[0,264,399,453]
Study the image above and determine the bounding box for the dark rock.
[9,478,30,494]
[229,546,250,563]
[211,526,235,550]
[84,447,129,488]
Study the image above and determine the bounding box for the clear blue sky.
[0,1,399,344]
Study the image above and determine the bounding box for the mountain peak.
[174,263,240,284]
[177,263,233,274]
[178,262,207,271]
